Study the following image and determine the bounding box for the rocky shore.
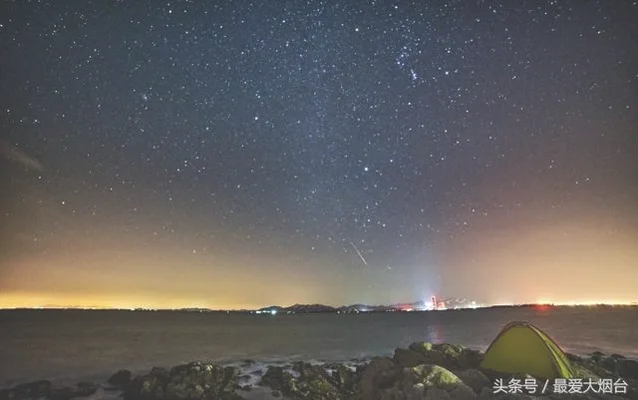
[2,342,637,400]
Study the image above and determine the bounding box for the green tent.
[480,321,575,379]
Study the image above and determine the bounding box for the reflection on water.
[425,317,445,343]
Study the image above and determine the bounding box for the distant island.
[4,298,637,313]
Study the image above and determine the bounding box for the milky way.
[1,1,637,308]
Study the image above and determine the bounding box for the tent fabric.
[479,321,575,379]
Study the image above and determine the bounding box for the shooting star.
[350,241,370,267]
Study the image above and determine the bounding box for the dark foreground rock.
[124,362,244,400]
[259,361,359,399]
[3,343,637,400]
[108,369,133,388]
[49,382,98,400]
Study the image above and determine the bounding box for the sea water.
[1,306,637,389]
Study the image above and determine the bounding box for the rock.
[565,353,583,363]
[590,351,605,363]
[407,383,426,400]
[457,369,491,394]
[619,359,638,380]
[358,357,402,399]
[124,369,169,400]
[149,367,170,379]
[433,344,465,359]
[404,342,474,371]
[569,361,605,379]
[9,381,52,400]
[107,369,132,387]
[261,362,352,399]
[448,385,477,400]
[125,362,240,400]
[409,342,434,353]
[378,387,404,400]
[164,363,238,400]
[394,348,426,368]
[292,361,342,398]
[405,365,477,400]
[478,387,493,400]
[623,377,638,400]
[330,365,358,393]
[425,387,451,400]
[241,359,255,367]
[601,357,623,375]
[458,349,484,370]
[49,382,98,400]
[271,390,281,397]
[238,385,252,392]
[406,364,463,391]
[259,367,293,392]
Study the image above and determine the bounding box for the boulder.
[569,360,606,379]
[448,385,477,400]
[149,367,170,380]
[49,382,98,400]
[124,362,241,400]
[377,387,404,400]
[409,342,434,353]
[358,357,402,399]
[619,359,638,380]
[107,369,132,387]
[404,342,475,371]
[405,364,463,391]
[259,362,348,399]
[124,370,169,400]
[433,344,465,360]
[259,367,294,392]
[290,361,340,399]
[590,351,605,363]
[404,365,477,400]
[424,387,451,400]
[478,387,493,400]
[600,357,623,375]
[406,382,425,400]
[457,369,491,394]
[394,348,426,368]
[458,349,483,370]
[565,353,583,363]
[164,363,239,400]
[330,365,358,394]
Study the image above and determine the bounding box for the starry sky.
[1,0,637,309]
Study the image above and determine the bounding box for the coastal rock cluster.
[1,342,637,400]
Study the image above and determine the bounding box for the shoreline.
[2,342,637,400]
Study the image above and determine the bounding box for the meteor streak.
[350,241,370,267]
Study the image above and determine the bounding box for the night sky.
[1,1,637,309]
